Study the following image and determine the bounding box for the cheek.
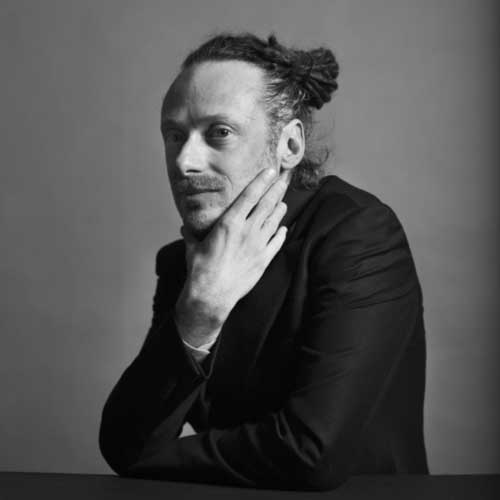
[222,145,271,191]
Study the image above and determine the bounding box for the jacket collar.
[281,183,320,236]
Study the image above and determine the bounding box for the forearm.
[126,405,336,489]
[99,311,209,474]
[99,241,238,474]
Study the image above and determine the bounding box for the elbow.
[98,431,126,477]
[296,467,349,491]
[98,418,138,477]
[99,439,137,478]
[291,456,350,491]
[273,414,353,490]
[280,437,352,491]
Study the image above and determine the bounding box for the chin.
[182,208,220,240]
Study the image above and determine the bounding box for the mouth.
[182,188,220,196]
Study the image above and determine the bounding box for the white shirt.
[182,337,217,362]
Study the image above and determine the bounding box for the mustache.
[173,175,225,194]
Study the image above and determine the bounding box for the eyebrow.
[161,113,245,128]
[160,117,182,129]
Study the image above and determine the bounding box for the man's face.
[161,60,277,238]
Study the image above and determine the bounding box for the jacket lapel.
[207,185,318,395]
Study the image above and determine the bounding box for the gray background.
[1,0,498,475]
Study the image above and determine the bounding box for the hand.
[175,168,289,347]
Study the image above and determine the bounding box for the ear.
[276,119,305,172]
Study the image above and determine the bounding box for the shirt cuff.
[181,337,217,362]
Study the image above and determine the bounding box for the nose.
[175,132,209,175]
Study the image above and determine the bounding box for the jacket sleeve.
[99,244,213,473]
[100,204,423,491]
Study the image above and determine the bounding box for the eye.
[163,128,185,144]
[207,125,232,139]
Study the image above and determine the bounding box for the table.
[1,472,499,499]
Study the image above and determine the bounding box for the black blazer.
[99,175,428,491]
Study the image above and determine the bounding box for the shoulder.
[154,238,185,276]
[296,175,405,242]
[304,176,420,303]
[317,174,386,208]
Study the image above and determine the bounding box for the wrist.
[178,279,233,326]
[176,291,226,329]
[174,287,229,348]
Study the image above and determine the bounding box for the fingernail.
[264,168,276,179]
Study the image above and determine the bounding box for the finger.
[249,177,289,226]
[264,225,288,263]
[225,168,277,221]
[261,202,288,240]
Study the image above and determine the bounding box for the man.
[99,33,428,491]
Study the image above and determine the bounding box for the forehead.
[162,60,267,124]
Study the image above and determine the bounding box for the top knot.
[292,52,315,86]
[290,48,339,109]
[265,35,339,110]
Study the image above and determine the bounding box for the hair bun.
[292,48,339,109]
